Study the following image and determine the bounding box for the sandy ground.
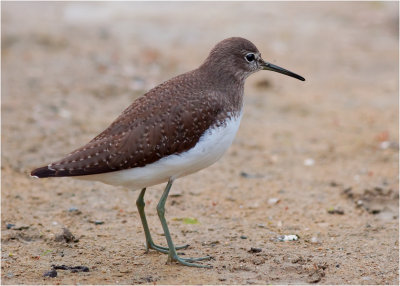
[1,2,399,285]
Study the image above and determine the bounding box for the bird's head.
[203,37,305,82]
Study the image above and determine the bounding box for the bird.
[31,37,305,268]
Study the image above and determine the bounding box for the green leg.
[136,188,189,254]
[156,179,212,268]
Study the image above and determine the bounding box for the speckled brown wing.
[31,75,225,178]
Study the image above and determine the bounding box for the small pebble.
[70,266,89,273]
[68,207,81,214]
[307,272,322,283]
[43,269,57,278]
[330,181,339,187]
[304,158,315,166]
[277,234,299,242]
[11,224,29,231]
[327,206,344,215]
[6,223,15,229]
[380,141,390,149]
[55,227,76,243]
[240,235,248,239]
[248,247,262,253]
[268,198,280,205]
[52,264,89,272]
[240,171,264,179]
[311,236,320,244]
[370,209,381,215]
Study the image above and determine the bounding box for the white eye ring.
[245,53,256,62]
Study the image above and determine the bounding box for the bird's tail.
[31,165,57,178]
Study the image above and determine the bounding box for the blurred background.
[2,2,398,285]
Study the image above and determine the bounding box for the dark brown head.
[201,37,305,82]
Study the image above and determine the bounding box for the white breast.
[78,113,242,189]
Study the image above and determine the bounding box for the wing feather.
[31,89,224,178]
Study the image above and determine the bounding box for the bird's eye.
[245,53,255,62]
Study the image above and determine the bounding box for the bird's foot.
[147,241,189,254]
[167,253,213,268]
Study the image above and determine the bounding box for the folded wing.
[31,91,223,178]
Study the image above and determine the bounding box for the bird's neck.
[199,59,246,84]
[197,63,245,114]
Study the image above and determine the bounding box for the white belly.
[78,113,242,189]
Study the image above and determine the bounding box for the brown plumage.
[31,37,304,179]
[31,38,252,178]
